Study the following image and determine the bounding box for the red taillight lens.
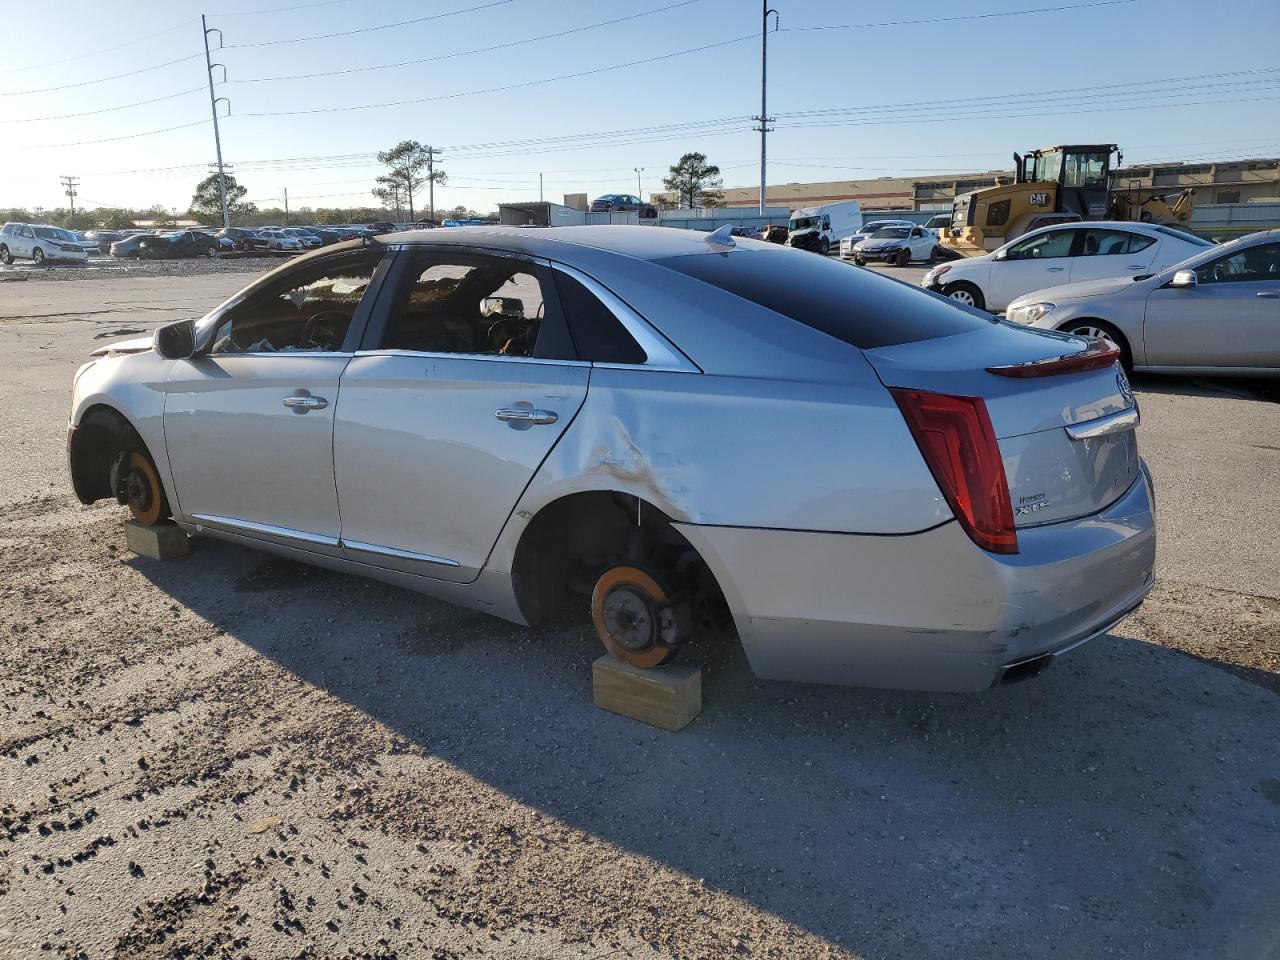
[985,339,1120,378]
[890,388,1018,555]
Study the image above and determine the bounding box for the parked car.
[0,222,89,264]
[138,230,220,259]
[109,233,157,259]
[924,214,952,239]
[282,228,323,249]
[590,194,658,218]
[366,221,397,235]
[921,221,1214,313]
[839,220,916,260]
[1007,228,1280,373]
[852,225,940,267]
[85,230,123,254]
[217,227,269,252]
[301,227,343,245]
[68,226,1154,693]
[257,229,304,252]
[69,231,100,255]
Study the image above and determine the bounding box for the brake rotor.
[591,566,677,669]
[123,452,165,526]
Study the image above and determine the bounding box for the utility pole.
[283,187,289,225]
[754,3,778,215]
[424,145,441,223]
[539,172,543,203]
[634,167,644,199]
[202,16,231,228]
[59,175,80,218]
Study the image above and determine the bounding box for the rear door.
[1142,240,1280,368]
[333,249,588,583]
[1068,228,1158,285]
[987,227,1079,311]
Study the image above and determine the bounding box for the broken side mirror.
[154,318,195,360]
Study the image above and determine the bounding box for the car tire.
[121,449,171,526]
[1060,319,1133,372]
[818,237,830,256]
[943,281,985,310]
[32,247,45,265]
[929,246,941,264]
[854,255,866,267]
[0,245,11,265]
[206,245,218,257]
[895,248,911,267]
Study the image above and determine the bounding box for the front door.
[334,250,588,583]
[1143,240,1280,368]
[163,250,387,551]
[987,227,1079,311]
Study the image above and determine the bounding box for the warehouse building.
[651,156,1280,213]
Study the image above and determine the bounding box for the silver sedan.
[68,226,1155,692]
[1007,229,1280,373]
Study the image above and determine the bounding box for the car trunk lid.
[864,321,1140,529]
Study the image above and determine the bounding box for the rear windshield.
[1155,225,1212,247]
[657,249,992,349]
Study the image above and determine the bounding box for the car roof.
[380,225,760,262]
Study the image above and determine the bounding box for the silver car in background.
[68,226,1155,693]
[1008,229,1280,373]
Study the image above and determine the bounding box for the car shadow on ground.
[131,538,1280,958]
[1132,371,1280,404]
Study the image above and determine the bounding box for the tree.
[95,208,137,229]
[371,176,405,220]
[375,140,446,221]
[662,152,724,209]
[189,173,256,225]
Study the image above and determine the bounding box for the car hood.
[861,238,905,250]
[89,335,153,357]
[1009,275,1141,307]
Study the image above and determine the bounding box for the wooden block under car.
[124,519,190,560]
[592,655,702,731]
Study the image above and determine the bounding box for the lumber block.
[124,519,190,560]
[592,655,701,731]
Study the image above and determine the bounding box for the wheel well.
[1056,317,1132,361]
[511,491,729,631]
[69,404,147,505]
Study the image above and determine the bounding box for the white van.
[787,200,863,255]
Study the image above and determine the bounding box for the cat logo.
[1029,192,1050,206]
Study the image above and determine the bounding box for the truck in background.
[786,200,863,255]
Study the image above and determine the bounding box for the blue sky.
[2,0,1278,214]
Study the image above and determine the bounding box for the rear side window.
[552,271,646,364]
[657,250,992,350]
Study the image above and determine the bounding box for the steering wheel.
[486,315,537,355]
[301,310,348,350]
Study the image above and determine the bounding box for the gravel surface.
[0,268,1277,959]
[0,254,291,284]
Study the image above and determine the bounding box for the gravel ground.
[0,266,1277,959]
[0,254,291,284]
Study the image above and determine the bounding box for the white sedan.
[851,225,940,267]
[921,221,1213,313]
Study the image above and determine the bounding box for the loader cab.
[1015,144,1117,220]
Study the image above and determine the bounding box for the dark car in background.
[109,232,162,258]
[137,230,220,260]
[216,227,270,252]
[590,194,658,218]
[303,227,343,245]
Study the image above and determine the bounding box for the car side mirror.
[993,249,1008,261]
[1170,269,1198,289]
[154,318,195,360]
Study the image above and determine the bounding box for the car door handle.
[1126,264,1145,270]
[1256,291,1280,299]
[281,395,328,411]
[1065,406,1140,441]
[1047,267,1065,272]
[495,407,558,425]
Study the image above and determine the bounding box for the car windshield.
[34,227,62,240]
[873,228,911,239]
[1155,225,1212,247]
[1157,232,1268,279]
[789,217,817,230]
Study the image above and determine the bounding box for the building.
[650,156,1280,213]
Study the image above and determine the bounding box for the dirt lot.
[1,263,1277,959]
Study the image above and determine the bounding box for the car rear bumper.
[674,464,1156,693]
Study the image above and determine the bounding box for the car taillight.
[890,388,1018,555]
[985,338,1119,378]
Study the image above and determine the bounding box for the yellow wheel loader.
[941,144,1196,257]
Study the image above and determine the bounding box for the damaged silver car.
[68,226,1155,692]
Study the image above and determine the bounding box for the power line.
[0,18,197,76]
[225,0,514,48]
[0,86,208,124]
[236,0,703,83]
[219,0,364,15]
[16,119,210,150]
[784,0,1135,34]
[0,51,204,97]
